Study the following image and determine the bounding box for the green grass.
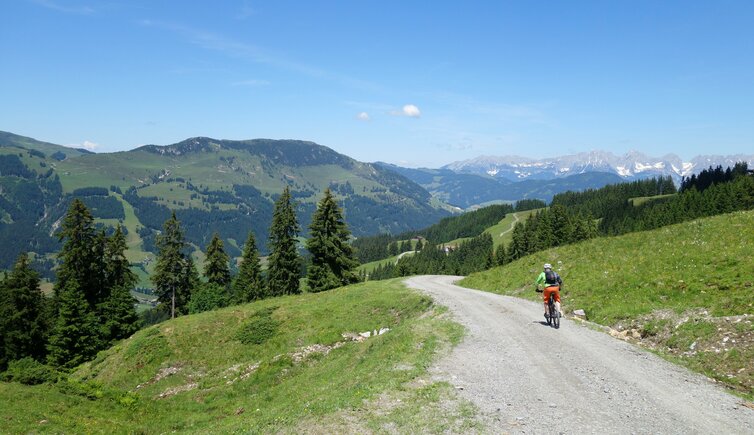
[629,193,676,207]
[460,210,754,396]
[1,279,469,433]
[358,255,402,273]
[444,209,541,248]
[485,209,540,247]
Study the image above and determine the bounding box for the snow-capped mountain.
[442,151,754,183]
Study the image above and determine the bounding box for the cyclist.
[535,263,562,319]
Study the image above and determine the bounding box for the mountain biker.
[535,263,562,319]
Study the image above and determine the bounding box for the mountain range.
[380,151,754,209]
[0,131,449,272]
[442,151,754,183]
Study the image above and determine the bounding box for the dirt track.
[405,275,754,434]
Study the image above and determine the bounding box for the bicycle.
[535,287,560,329]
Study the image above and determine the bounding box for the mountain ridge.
[0,132,449,272]
[442,150,754,182]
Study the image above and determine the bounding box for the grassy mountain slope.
[0,280,479,433]
[0,131,92,160]
[460,210,754,396]
[0,133,450,271]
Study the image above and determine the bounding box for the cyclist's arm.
[534,272,545,289]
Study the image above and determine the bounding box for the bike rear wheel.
[549,296,559,329]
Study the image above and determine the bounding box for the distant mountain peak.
[443,150,754,183]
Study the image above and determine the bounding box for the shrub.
[1,358,62,385]
[235,307,279,345]
[188,282,229,314]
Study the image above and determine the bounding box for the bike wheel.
[549,298,559,329]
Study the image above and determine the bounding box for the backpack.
[545,269,560,286]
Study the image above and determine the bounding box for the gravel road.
[405,275,754,434]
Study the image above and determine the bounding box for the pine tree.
[306,189,359,292]
[152,212,195,318]
[204,232,231,287]
[0,254,48,369]
[232,231,265,303]
[55,199,104,307]
[47,279,100,369]
[267,187,301,296]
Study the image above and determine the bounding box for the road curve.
[405,275,754,434]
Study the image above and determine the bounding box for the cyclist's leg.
[543,287,553,316]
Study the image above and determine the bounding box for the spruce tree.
[267,187,301,296]
[47,279,100,369]
[204,232,231,287]
[104,224,137,291]
[55,199,104,307]
[0,254,48,369]
[152,212,195,318]
[232,231,265,303]
[99,285,139,343]
[306,189,359,292]
[494,243,507,267]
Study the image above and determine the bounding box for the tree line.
[369,233,494,280]
[353,200,545,264]
[600,165,754,235]
[0,187,358,373]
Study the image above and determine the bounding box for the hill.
[0,132,450,272]
[0,280,479,432]
[460,210,754,396]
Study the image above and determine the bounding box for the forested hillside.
[0,132,450,272]
[353,203,516,264]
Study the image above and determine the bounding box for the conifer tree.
[47,279,100,369]
[232,231,265,303]
[267,187,301,296]
[204,232,231,287]
[0,254,48,369]
[55,199,104,307]
[306,189,359,292]
[152,212,195,318]
[494,243,507,267]
[99,285,139,343]
[104,225,137,291]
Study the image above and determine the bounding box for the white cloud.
[80,140,99,151]
[356,112,370,121]
[391,104,421,118]
[402,104,421,118]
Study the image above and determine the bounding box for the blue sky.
[2,1,753,167]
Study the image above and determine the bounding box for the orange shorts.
[543,286,560,303]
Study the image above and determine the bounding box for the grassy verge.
[460,210,754,398]
[1,279,475,432]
